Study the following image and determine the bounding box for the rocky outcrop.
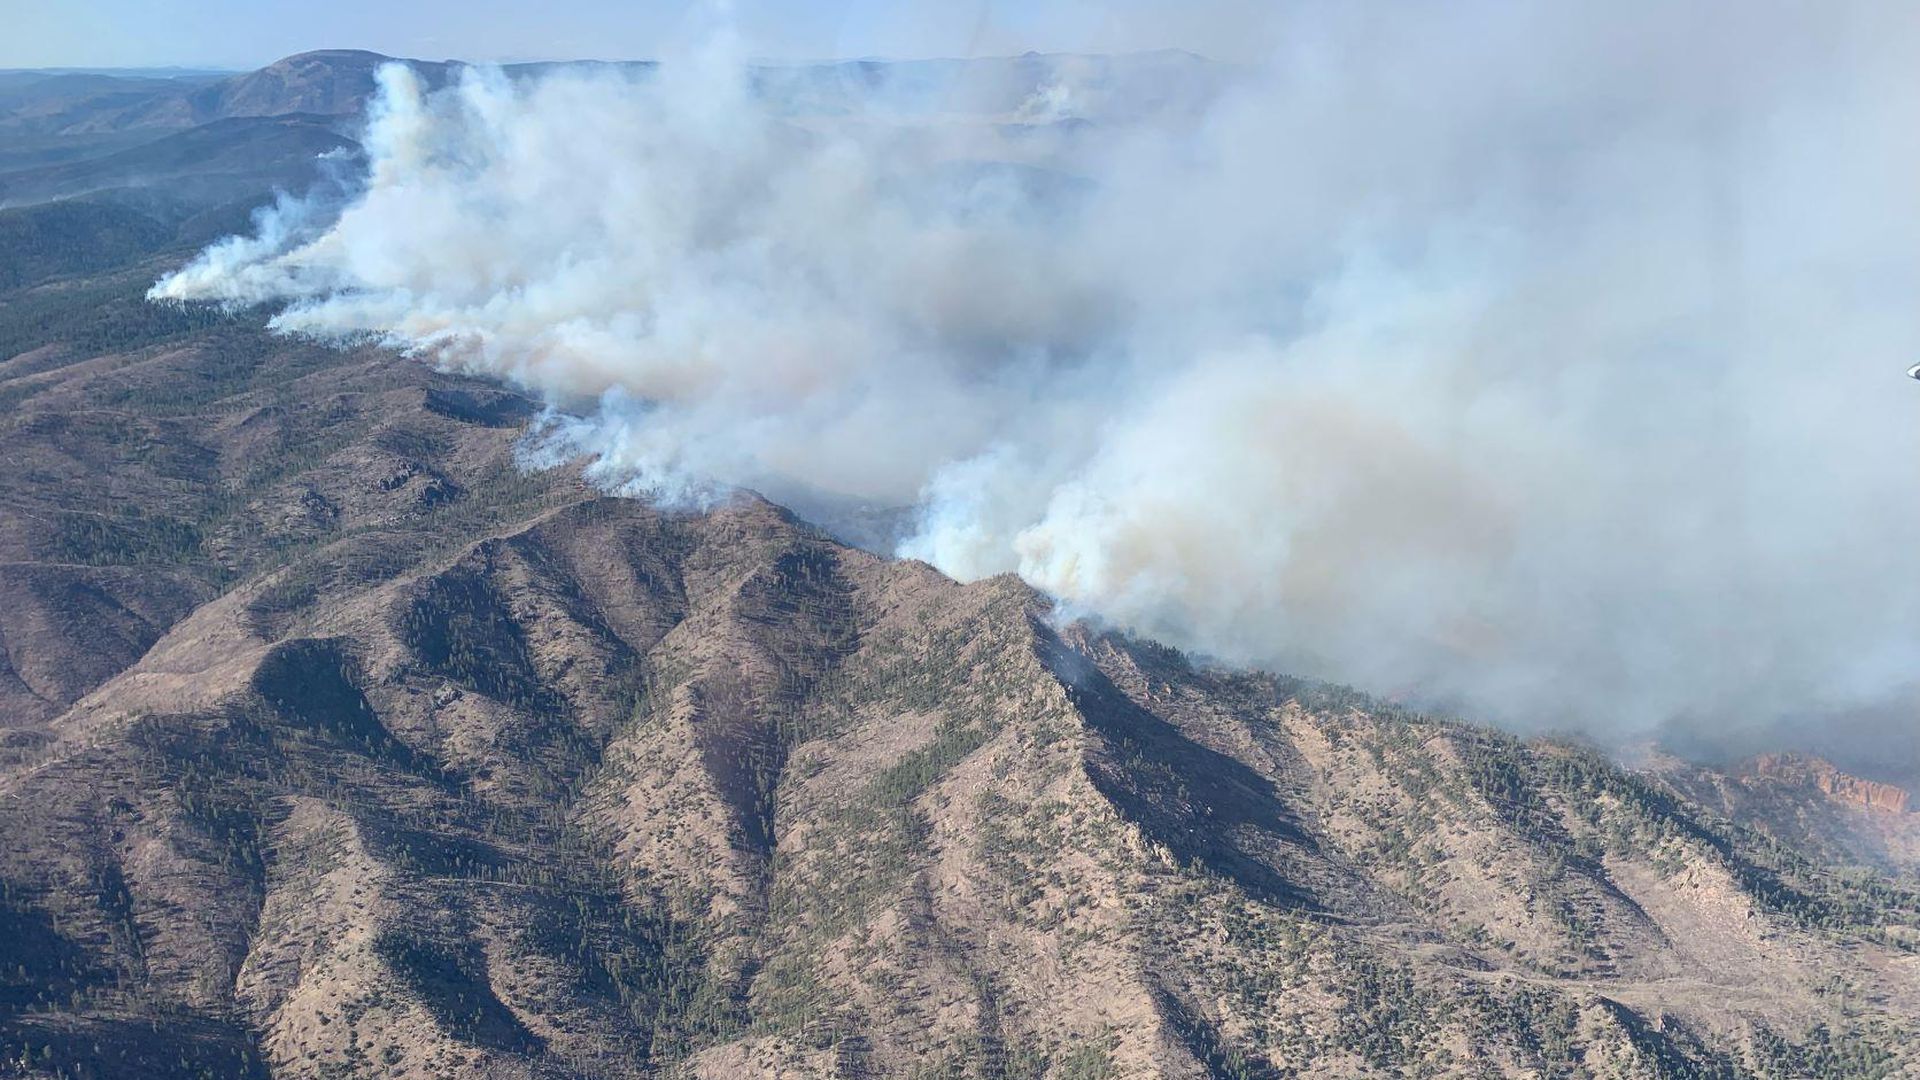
[1741,752,1911,814]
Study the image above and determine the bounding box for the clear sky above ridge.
[0,0,1276,70]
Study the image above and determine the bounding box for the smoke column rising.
[153,2,1920,764]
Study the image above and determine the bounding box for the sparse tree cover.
[5,274,1919,1080]
[1,55,1918,1080]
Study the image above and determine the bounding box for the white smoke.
[153,1,1920,757]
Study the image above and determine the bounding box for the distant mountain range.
[2,47,1227,130]
[1,51,471,138]
[0,47,1226,224]
[0,51,407,215]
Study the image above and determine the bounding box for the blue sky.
[0,0,1275,70]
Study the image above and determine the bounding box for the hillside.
[0,49,1916,1080]
[0,280,1914,1080]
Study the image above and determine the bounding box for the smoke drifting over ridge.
[153,3,1920,765]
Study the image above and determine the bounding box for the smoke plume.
[153,2,1920,768]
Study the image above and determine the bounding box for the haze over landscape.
[1,2,1918,1077]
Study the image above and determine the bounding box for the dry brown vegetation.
[0,284,1916,1079]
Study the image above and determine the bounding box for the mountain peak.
[189,50,454,124]
[259,48,398,67]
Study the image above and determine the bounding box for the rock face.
[0,305,1918,1078]
[1740,753,1911,814]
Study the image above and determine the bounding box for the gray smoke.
[153,2,1920,770]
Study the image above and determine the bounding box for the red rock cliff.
[1741,753,1911,814]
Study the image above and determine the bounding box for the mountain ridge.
[0,46,1915,1080]
[1740,753,1911,814]
[0,306,1915,1076]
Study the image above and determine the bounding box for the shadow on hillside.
[1034,622,1320,911]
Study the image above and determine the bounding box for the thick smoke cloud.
[153,2,1920,769]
